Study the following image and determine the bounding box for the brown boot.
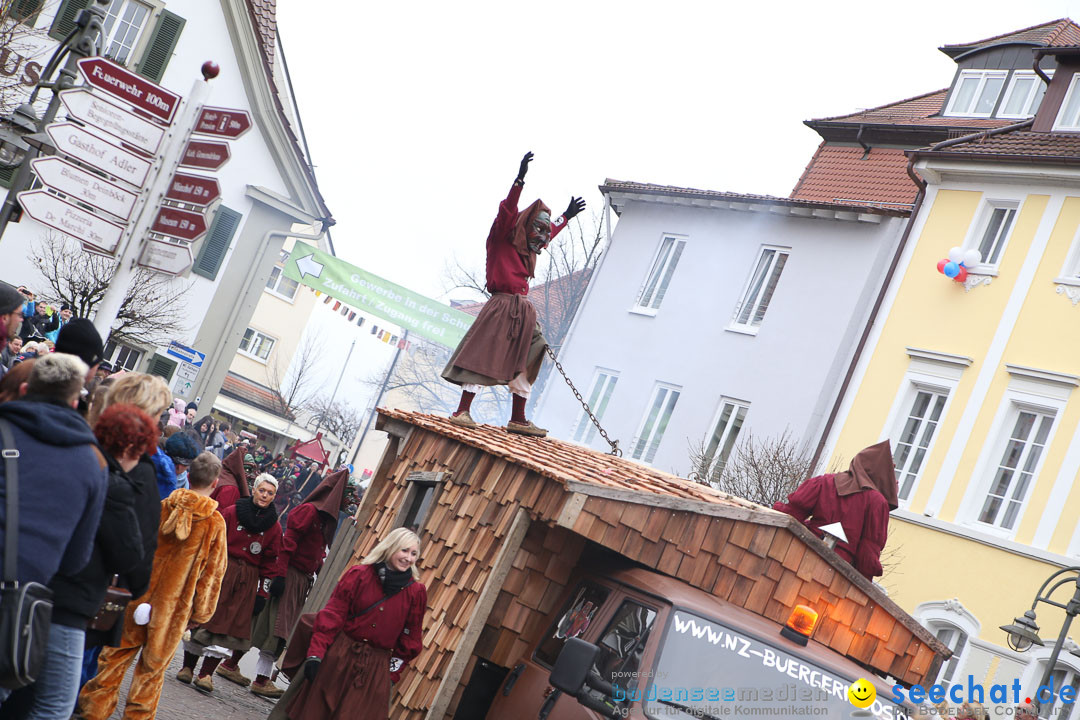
[448,410,477,428]
[193,674,214,694]
[216,663,251,687]
[176,667,193,684]
[251,679,284,698]
[506,420,547,437]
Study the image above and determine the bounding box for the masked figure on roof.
[773,441,898,580]
[442,152,585,437]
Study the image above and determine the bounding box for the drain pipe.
[856,124,871,159]
[1033,49,1052,90]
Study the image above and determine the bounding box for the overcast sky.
[274,0,1073,442]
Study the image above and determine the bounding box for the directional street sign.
[47,122,152,188]
[138,239,193,276]
[165,172,220,207]
[151,206,207,242]
[59,88,165,154]
[17,189,125,254]
[194,106,252,139]
[179,139,230,170]
[166,340,205,367]
[77,57,180,124]
[176,361,199,381]
[30,156,138,220]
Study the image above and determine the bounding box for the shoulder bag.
[87,575,132,632]
[0,418,53,689]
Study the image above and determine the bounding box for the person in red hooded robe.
[442,152,585,437]
[211,447,250,511]
[773,441,898,580]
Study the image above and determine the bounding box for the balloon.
[955,267,968,283]
[963,249,982,267]
[948,247,965,264]
[944,261,960,278]
[936,259,948,274]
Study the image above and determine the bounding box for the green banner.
[282,243,474,348]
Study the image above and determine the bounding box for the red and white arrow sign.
[17,189,125,254]
[59,88,165,155]
[151,206,208,242]
[138,239,193,276]
[30,156,138,220]
[47,122,152,188]
[179,139,230,170]
[194,106,252,139]
[77,57,180,124]
[165,172,220,207]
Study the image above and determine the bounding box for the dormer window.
[998,70,1052,119]
[1054,73,1080,131]
[945,70,1006,117]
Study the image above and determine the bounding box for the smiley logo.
[847,678,876,709]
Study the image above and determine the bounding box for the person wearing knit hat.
[165,433,200,490]
[45,303,74,343]
[55,318,104,375]
[0,283,24,379]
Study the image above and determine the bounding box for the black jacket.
[49,451,144,629]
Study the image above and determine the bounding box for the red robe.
[268,502,326,577]
[485,182,568,295]
[773,474,889,579]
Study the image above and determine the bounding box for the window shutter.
[192,206,241,280]
[146,354,177,381]
[48,0,90,41]
[0,164,16,189]
[11,0,44,24]
[135,10,185,83]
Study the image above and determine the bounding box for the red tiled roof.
[379,408,765,509]
[924,129,1080,159]
[811,89,1010,129]
[939,18,1080,56]
[220,371,295,420]
[601,179,910,216]
[451,269,594,322]
[790,145,920,207]
[245,0,276,68]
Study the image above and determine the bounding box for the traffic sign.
[77,57,180,124]
[166,340,205,367]
[165,172,220,207]
[59,88,165,155]
[176,361,199,381]
[138,239,193,276]
[17,189,125,254]
[47,122,152,188]
[30,156,138,220]
[151,206,207,242]
[194,106,252,139]
[179,139,230,170]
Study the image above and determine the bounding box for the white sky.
[274,0,1073,437]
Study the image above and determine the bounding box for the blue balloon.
[944,261,960,278]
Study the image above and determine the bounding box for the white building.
[533,181,908,477]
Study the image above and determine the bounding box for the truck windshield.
[641,610,911,720]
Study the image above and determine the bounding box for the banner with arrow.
[282,243,475,348]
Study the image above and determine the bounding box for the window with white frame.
[929,622,968,689]
[945,70,1007,117]
[731,246,788,330]
[893,387,948,503]
[635,235,685,312]
[101,0,152,65]
[702,399,748,482]
[631,383,681,463]
[103,340,143,372]
[1056,73,1080,132]
[971,202,1018,268]
[998,70,1053,119]
[266,249,300,300]
[572,370,619,444]
[1040,664,1080,719]
[239,328,275,362]
[978,406,1055,531]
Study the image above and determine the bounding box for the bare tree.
[307,395,364,447]
[0,4,52,115]
[269,326,325,415]
[689,429,813,508]
[31,231,191,346]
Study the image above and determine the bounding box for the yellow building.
[821,47,1080,705]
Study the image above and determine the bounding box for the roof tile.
[220,371,294,420]
[812,89,1011,129]
[940,18,1080,53]
[927,129,1080,158]
[790,145,920,207]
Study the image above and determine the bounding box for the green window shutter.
[0,164,15,189]
[135,10,185,83]
[192,206,241,280]
[11,0,44,25]
[146,354,177,381]
[47,0,90,41]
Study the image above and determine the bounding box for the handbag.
[87,575,132,632]
[0,418,53,690]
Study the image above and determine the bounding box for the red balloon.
[936,259,948,274]
[955,267,968,283]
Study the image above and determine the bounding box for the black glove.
[516,151,533,183]
[268,576,285,598]
[563,196,586,221]
[303,658,321,682]
[252,595,266,617]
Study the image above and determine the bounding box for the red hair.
[94,403,159,459]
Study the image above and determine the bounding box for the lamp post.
[1001,566,1080,715]
[0,0,110,241]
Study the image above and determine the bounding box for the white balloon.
[948,247,965,263]
[963,249,982,267]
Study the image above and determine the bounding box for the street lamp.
[0,103,39,167]
[1001,566,1080,713]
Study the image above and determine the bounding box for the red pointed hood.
[217,447,250,498]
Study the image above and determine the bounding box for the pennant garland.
[305,286,413,353]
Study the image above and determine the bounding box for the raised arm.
[551,196,585,240]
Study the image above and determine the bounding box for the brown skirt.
[250,566,312,654]
[199,557,259,640]
[442,293,547,385]
[286,633,390,720]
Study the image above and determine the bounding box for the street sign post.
[194,106,251,138]
[46,122,152,187]
[77,57,180,124]
[138,239,193,275]
[30,156,138,220]
[17,189,125,254]
[59,88,165,154]
[150,206,207,242]
[166,340,205,367]
[179,139,230,170]
[165,172,220,206]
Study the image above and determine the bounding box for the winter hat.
[185,402,198,413]
[60,303,71,312]
[165,433,200,465]
[55,318,104,367]
[0,283,22,315]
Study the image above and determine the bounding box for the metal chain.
[545,346,621,456]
